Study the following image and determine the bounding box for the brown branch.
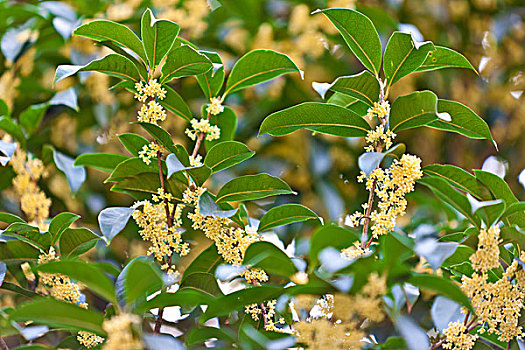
[0,337,9,350]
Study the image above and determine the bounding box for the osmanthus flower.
[37,247,104,348]
[134,79,167,124]
[132,188,189,276]
[185,118,221,141]
[245,299,286,332]
[469,226,501,272]
[10,149,51,227]
[206,97,224,115]
[101,313,143,350]
[292,273,387,350]
[442,321,479,350]
[138,142,164,165]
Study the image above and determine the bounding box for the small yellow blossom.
[206,97,224,115]
[364,125,396,152]
[138,142,163,165]
[189,154,203,167]
[469,226,501,272]
[185,118,221,142]
[102,313,142,350]
[366,100,390,121]
[77,331,104,348]
[341,241,371,260]
[137,100,167,124]
[134,79,166,102]
[442,321,478,350]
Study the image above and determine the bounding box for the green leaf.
[74,153,129,172]
[315,8,382,76]
[259,102,370,137]
[502,202,525,222]
[37,260,117,304]
[416,46,476,73]
[118,133,149,156]
[198,190,238,218]
[182,244,224,282]
[140,288,214,314]
[186,326,236,347]
[201,286,284,321]
[327,92,369,116]
[215,173,293,203]
[427,100,495,146]
[137,122,179,154]
[3,223,51,251]
[10,297,105,335]
[54,54,141,84]
[389,90,438,132]
[408,274,473,312]
[53,151,86,193]
[204,106,237,150]
[196,51,225,99]
[160,45,213,83]
[159,85,192,122]
[309,224,360,268]
[59,228,100,258]
[116,257,163,307]
[74,19,147,64]
[0,212,25,225]
[0,116,25,146]
[326,70,380,106]
[423,164,487,200]
[243,241,297,277]
[224,49,301,96]
[204,141,255,173]
[106,157,161,182]
[418,176,480,228]
[97,40,148,80]
[0,99,9,117]
[179,272,223,297]
[141,9,180,68]
[98,207,135,244]
[1,281,39,298]
[48,212,80,244]
[19,103,47,136]
[0,240,40,262]
[383,32,435,89]
[257,204,320,232]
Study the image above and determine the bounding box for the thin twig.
[0,337,9,350]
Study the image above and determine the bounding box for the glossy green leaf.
[383,32,434,89]
[0,240,41,262]
[3,223,51,251]
[259,102,370,137]
[427,99,495,146]
[74,19,147,63]
[179,272,223,297]
[10,297,105,335]
[389,90,438,132]
[309,224,360,268]
[204,106,237,150]
[416,46,476,73]
[106,157,162,183]
[74,153,129,172]
[196,51,225,99]
[358,143,406,175]
[181,244,224,283]
[138,122,179,154]
[37,260,117,304]
[224,49,301,96]
[257,204,320,232]
[215,173,293,203]
[204,141,254,173]
[53,151,86,193]
[0,116,25,146]
[408,274,473,312]
[326,70,380,106]
[0,212,25,225]
[59,228,100,257]
[54,54,141,84]
[315,8,382,76]
[186,326,236,347]
[98,207,135,244]
[19,103,47,136]
[160,45,213,83]
[243,241,297,277]
[198,190,238,218]
[116,257,163,307]
[48,212,80,244]
[327,92,369,116]
[423,164,487,200]
[159,85,192,121]
[118,133,150,157]
[141,9,180,68]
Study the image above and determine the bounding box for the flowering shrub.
[0,2,524,350]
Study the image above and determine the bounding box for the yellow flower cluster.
[185,118,221,142]
[101,313,142,350]
[294,273,386,350]
[469,226,501,272]
[206,97,224,116]
[453,231,525,344]
[183,187,267,282]
[138,142,163,165]
[366,101,390,121]
[153,0,210,39]
[364,125,396,152]
[134,79,166,102]
[132,189,188,276]
[350,154,422,237]
[245,299,286,332]
[134,79,167,124]
[442,321,479,350]
[341,240,371,260]
[189,154,203,167]
[37,248,104,348]
[10,149,51,226]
